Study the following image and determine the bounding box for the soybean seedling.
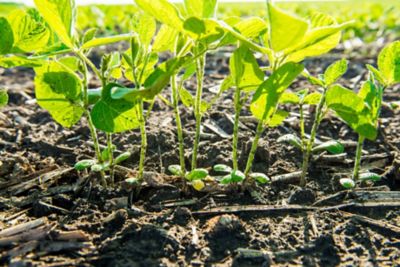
[242,1,351,181]
[279,59,349,187]
[336,41,400,188]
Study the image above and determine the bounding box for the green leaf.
[153,25,178,53]
[184,0,217,19]
[0,90,8,108]
[220,174,233,185]
[279,92,300,104]
[267,2,308,52]
[326,85,377,140]
[82,34,134,49]
[8,9,50,53]
[230,45,264,92]
[134,0,183,31]
[218,17,267,47]
[324,59,348,86]
[303,92,322,105]
[0,56,43,68]
[340,178,355,189]
[250,173,270,184]
[312,140,344,154]
[358,79,382,122]
[133,14,156,48]
[74,159,96,171]
[277,134,302,150]
[285,14,351,63]
[268,109,289,127]
[91,163,107,172]
[213,164,232,173]
[168,165,182,176]
[88,88,102,105]
[366,64,385,86]
[250,62,304,124]
[82,27,97,44]
[179,87,194,108]
[34,61,84,127]
[91,83,140,133]
[183,17,225,44]
[186,168,208,181]
[34,0,76,48]
[0,17,14,55]
[115,152,131,164]
[377,41,400,86]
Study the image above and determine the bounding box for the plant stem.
[352,135,364,181]
[107,133,115,186]
[171,75,186,175]
[138,101,147,180]
[299,88,327,187]
[191,51,206,170]
[80,56,107,187]
[232,87,242,171]
[244,117,265,176]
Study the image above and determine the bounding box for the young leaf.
[303,92,322,105]
[8,9,50,53]
[184,0,217,19]
[268,109,289,127]
[183,17,225,44]
[377,41,400,86]
[277,134,302,150]
[250,62,304,124]
[230,45,264,92]
[220,174,232,185]
[312,140,344,154]
[250,173,270,184]
[168,165,182,176]
[0,56,43,68]
[82,34,134,49]
[267,2,308,52]
[366,64,385,86]
[134,0,183,31]
[91,83,140,133]
[340,178,355,189]
[358,79,382,122]
[279,92,300,104]
[186,168,208,181]
[326,85,377,140]
[213,164,232,173]
[179,87,194,108]
[74,159,96,171]
[0,17,14,55]
[34,0,76,48]
[0,90,8,108]
[324,59,348,86]
[152,25,178,53]
[34,61,84,127]
[134,14,156,48]
[115,152,131,164]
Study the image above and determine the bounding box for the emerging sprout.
[359,172,381,182]
[213,164,233,173]
[277,134,302,150]
[312,140,344,154]
[340,178,355,189]
[186,168,209,181]
[250,173,270,184]
[74,159,96,171]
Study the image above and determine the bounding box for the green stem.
[352,135,364,181]
[107,133,115,187]
[233,87,242,171]
[191,50,206,170]
[244,117,265,177]
[80,56,107,187]
[138,101,147,180]
[300,88,327,187]
[171,75,186,175]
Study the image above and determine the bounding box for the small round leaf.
[168,165,183,176]
[74,159,96,171]
[186,168,208,181]
[213,164,232,173]
[115,152,131,164]
[250,173,270,184]
[231,170,245,183]
[192,180,205,191]
[359,172,381,182]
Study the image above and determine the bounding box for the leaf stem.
[107,133,115,186]
[138,101,147,180]
[244,114,266,177]
[352,135,364,181]
[191,50,206,170]
[300,88,327,187]
[171,75,186,175]
[232,86,242,171]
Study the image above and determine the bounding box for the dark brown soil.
[1,42,400,266]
